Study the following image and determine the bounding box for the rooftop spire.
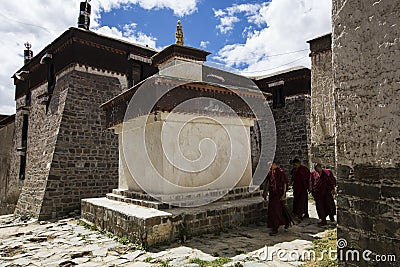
[175,20,184,45]
[24,42,33,64]
[78,0,91,30]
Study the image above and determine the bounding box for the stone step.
[81,195,269,247]
[111,186,263,208]
[106,193,170,209]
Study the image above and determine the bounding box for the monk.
[262,162,292,235]
[290,158,310,220]
[310,163,337,225]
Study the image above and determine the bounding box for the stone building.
[332,0,400,265]
[253,67,312,174]
[1,13,312,221]
[307,33,336,171]
[79,43,312,246]
[0,114,16,215]
[82,43,273,246]
[9,28,158,220]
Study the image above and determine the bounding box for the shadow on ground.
[151,217,336,257]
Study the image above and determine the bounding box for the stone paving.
[0,201,335,267]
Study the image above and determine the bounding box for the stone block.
[81,194,269,247]
[340,181,380,200]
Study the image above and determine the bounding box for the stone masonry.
[0,116,18,215]
[272,95,312,175]
[14,67,121,220]
[3,26,313,219]
[308,34,336,171]
[5,111,27,216]
[252,67,312,175]
[333,0,400,266]
[81,189,270,247]
[8,27,157,219]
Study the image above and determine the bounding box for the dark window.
[47,63,56,95]
[21,114,29,148]
[20,114,29,180]
[19,155,26,180]
[25,90,31,106]
[272,85,285,108]
[128,62,143,89]
[127,62,133,89]
[132,63,142,85]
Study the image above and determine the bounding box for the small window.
[19,114,29,180]
[47,63,56,95]
[21,114,29,148]
[132,63,142,85]
[19,155,26,180]
[272,85,285,108]
[25,90,31,106]
[127,62,143,89]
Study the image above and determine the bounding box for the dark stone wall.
[0,120,17,215]
[271,95,311,175]
[250,95,311,178]
[15,68,121,219]
[14,75,69,218]
[333,0,400,265]
[38,71,120,219]
[337,165,400,266]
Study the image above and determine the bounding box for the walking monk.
[310,163,337,225]
[290,158,310,220]
[262,162,292,235]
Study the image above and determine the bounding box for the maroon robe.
[311,169,336,221]
[264,167,290,230]
[291,165,310,217]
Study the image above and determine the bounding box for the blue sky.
[99,0,267,54]
[0,0,331,114]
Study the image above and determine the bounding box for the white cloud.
[0,0,199,114]
[216,16,240,34]
[0,0,77,114]
[213,0,332,76]
[91,0,198,17]
[213,9,226,17]
[96,23,157,49]
[200,41,210,49]
[214,3,268,34]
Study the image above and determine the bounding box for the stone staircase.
[81,187,270,247]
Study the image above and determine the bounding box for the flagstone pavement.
[0,200,335,267]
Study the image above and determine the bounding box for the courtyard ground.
[0,200,336,267]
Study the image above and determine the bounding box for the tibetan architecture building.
[1,6,312,236]
[81,42,273,246]
[8,27,158,219]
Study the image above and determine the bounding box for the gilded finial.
[175,20,184,45]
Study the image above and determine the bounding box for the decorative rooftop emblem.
[175,20,184,45]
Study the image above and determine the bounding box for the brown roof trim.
[101,76,268,110]
[307,33,332,43]
[101,77,266,128]
[307,33,332,55]
[0,114,16,127]
[152,44,210,67]
[14,27,157,75]
[14,27,159,99]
